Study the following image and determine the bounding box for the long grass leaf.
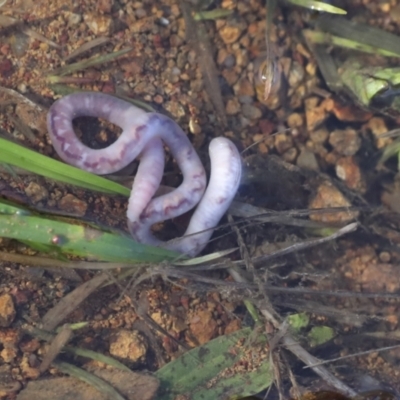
[0,213,179,262]
[0,137,130,196]
[288,0,346,14]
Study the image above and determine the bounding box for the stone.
[219,25,242,44]
[309,127,329,144]
[297,148,319,171]
[335,156,366,193]
[274,132,293,154]
[309,181,358,223]
[287,112,303,129]
[241,103,262,120]
[109,330,148,363]
[225,98,240,115]
[329,128,361,156]
[57,194,88,217]
[0,294,16,328]
[305,97,328,131]
[189,310,217,345]
[24,182,48,203]
[234,78,255,98]
[83,13,113,35]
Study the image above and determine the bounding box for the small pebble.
[335,156,366,193]
[241,103,262,120]
[83,13,113,35]
[287,113,303,129]
[109,330,148,362]
[309,181,358,223]
[379,251,391,263]
[219,24,242,44]
[24,182,48,203]
[234,78,255,98]
[217,48,235,68]
[189,310,218,345]
[67,12,82,26]
[222,69,239,85]
[329,128,361,156]
[225,98,240,115]
[305,97,329,131]
[274,132,293,154]
[287,60,305,88]
[297,147,319,171]
[0,294,16,328]
[57,194,88,217]
[98,0,114,13]
[309,127,329,144]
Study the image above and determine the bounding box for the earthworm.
[47,92,242,256]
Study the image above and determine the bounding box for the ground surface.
[1,0,400,398]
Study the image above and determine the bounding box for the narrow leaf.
[0,213,179,262]
[288,0,346,14]
[0,137,130,196]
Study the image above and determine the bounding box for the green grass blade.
[303,29,400,58]
[0,137,130,196]
[155,327,273,399]
[316,14,400,56]
[287,0,346,14]
[0,213,179,263]
[0,199,31,215]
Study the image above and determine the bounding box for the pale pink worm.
[47,92,241,256]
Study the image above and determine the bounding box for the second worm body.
[47,92,241,256]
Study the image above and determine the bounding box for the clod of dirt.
[57,194,88,217]
[189,309,218,345]
[305,97,332,131]
[24,182,49,203]
[309,181,358,223]
[329,128,361,156]
[0,293,16,328]
[335,156,366,193]
[109,330,148,363]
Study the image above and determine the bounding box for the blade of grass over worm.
[0,213,179,262]
[0,137,130,196]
